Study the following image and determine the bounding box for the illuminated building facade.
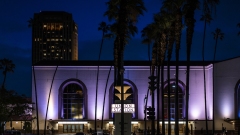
[31,58,240,134]
[31,11,78,64]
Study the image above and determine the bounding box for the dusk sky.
[0,0,240,97]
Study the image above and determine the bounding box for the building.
[30,58,240,134]
[31,11,78,64]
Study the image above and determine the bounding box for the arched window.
[59,79,87,119]
[109,79,138,119]
[163,79,185,120]
[63,83,83,119]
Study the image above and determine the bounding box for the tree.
[162,1,185,134]
[212,28,224,61]
[95,21,111,130]
[200,0,220,134]
[183,0,199,134]
[104,0,146,134]
[211,28,224,135]
[0,88,33,134]
[152,11,172,135]
[141,24,154,62]
[0,58,15,89]
[101,66,112,130]
[104,0,146,79]
[141,24,156,135]
[44,66,58,135]
[161,1,178,133]
[141,10,172,135]
[28,18,40,135]
[141,23,158,135]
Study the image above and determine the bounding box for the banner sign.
[111,104,135,113]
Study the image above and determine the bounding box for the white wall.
[32,64,213,130]
[214,57,240,131]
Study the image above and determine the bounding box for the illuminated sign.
[111,104,135,113]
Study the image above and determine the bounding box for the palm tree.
[183,0,199,134]
[141,11,173,134]
[0,58,15,89]
[141,24,154,135]
[162,0,185,135]
[32,66,39,135]
[95,21,109,130]
[95,21,111,130]
[164,1,185,134]
[104,1,146,134]
[200,0,220,134]
[158,8,175,135]
[212,28,224,61]
[212,28,224,135]
[44,66,58,135]
[200,12,212,135]
[153,11,172,135]
[101,66,112,130]
[0,58,15,134]
[141,24,153,63]
[28,18,40,135]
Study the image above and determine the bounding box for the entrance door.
[163,124,184,134]
[131,124,139,133]
[63,124,84,133]
[164,124,175,133]
[171,124,175,133]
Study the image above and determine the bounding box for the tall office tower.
[31,11,78,64]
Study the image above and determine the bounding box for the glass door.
[63,124,84,133]
[72,125,75,132]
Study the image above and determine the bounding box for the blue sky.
[0,0,240,97]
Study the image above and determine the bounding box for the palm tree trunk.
[144,89,150,135]
[95,29,104,132]
[144,42,151,135]
[212,36,218,134]
[175,50,179,135]
[167,30,174,135]
[167,57,171,135]
[94,64,100,132]
[161,64,165,135]
[151,80,155,135]
[175,8,182,135]
[118,1,127,134]
[101,66,112,129]
[120,51,124,135]
[33,66,39,135]
[202,19,209,135]
[185,2,197,134]
[44,66,58,135]
[157,65,160,135]
[150,42,157,135]
[186,45,190,135]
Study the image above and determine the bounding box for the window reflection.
[63,83,83,119]
[164,83,183,120]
